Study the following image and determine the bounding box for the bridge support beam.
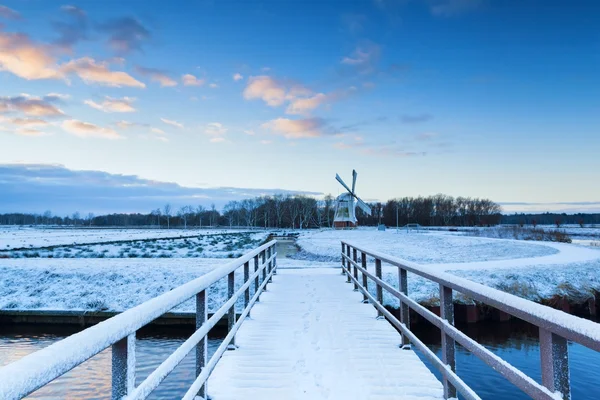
[540,328,570,399]
[399,267,410,348]
[440,284,456,399]
[361,252,368,302]
[352,248,358,291]
[375,258,383,317]
[111,332,135,399]
[196,290,207,398]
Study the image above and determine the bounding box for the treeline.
[501,213,600,226]
[0,194,505,228]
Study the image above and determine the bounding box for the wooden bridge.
[1,240,599,399]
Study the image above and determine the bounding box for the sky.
[0,0,599,215]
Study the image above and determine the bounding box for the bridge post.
[111,333,135,399]
[540,328,570,399]
[268,246,273,283]
[341,243,346,275]
[440,284,456,399]
[228,271,236,348]
[346,245,352,283]
[399,267,410,348]
[361,252,368,302]
[244,261,250,311]
[352,248,359,291]
[196,290,207,398]
[375,258,383,317]
[254,255,260,301]
[261,250,267,289]
[273,243,277,275]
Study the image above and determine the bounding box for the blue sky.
[0,0,599,214]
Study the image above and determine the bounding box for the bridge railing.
[341,241,600,400]
[0,240,278,400]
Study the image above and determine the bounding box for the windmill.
[333,170,372,229]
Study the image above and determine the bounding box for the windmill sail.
[355,197,372,215]
[351,170,357,193]
[335,174,353,194]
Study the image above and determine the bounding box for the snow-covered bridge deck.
[207,268,444,400]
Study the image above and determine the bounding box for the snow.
[0,226,267,250]
[294,229,600,305]
[0,241,276,400]
[296,228,559,264]
[207,268,443,400]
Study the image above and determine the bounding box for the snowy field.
[295,229,600,305]
[0,227,266,250]
[1,231,269,259]
[1,227,599,312]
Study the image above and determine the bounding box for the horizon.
[1,1,598,214]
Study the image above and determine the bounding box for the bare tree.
[163,204,172,229]
[196,205,205,228]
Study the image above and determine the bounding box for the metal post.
[341,242,346,275]
[346,245,352,283]
[399,268,410,348]
[254,255,260,301]
[244,261,250,309]
[112,333,135,399]
[261,250,267,289]
[267,246,273,283]
[228,271,236,348]
[352,248,358,291]
[196,290,207,398]
[273,243,277,275]
[361,252,368,302]
[375,258,383,317]
[540,328,570,399]
[440,284,456,399]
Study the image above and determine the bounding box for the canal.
[1,319,598,399]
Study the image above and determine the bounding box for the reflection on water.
[1,320,599,399]
[0,325,222,399]
[411,320,600,400]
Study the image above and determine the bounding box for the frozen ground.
[0,227,266,250]
[1,227,599,312]
[2,231,270,259]
[295,229,559,264]
[295,229,600,304]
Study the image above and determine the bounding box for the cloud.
[209,137,226,143]
[0,32,64,80]
[136,66,177,87]
[401,113,433,123]
[243,130,255,135]
[0,5,21,20]
[233,73,243,81]
[260,140,272,145]
[341,13,367,34]
[0,164,323,214]
[415,132,437,140]
[62,119,122,139]
[209,83,218,89]
[84,96,136,113]
[244,75,347,115]
[8,118,49,127]
[341,41,381,72]
[182,73,204,86]
[53,5,88,50]
[45,93,71,101]
[115,121,165,136]
[429,0,482,17]
[160,118,184,129]
[0,95,65,116]
[261,117,328,139]
[335,140,427,157]
[243,76,288,106]
[97,17,150,54]
[204,122,227,137]
[62,57,145,87]
[15,128,48,137]
[151,127,165,135]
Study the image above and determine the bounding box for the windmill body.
[333,170,372,229]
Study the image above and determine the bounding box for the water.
[1,321,599,399]
[0,325,222,399]
[411,319,600,399]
